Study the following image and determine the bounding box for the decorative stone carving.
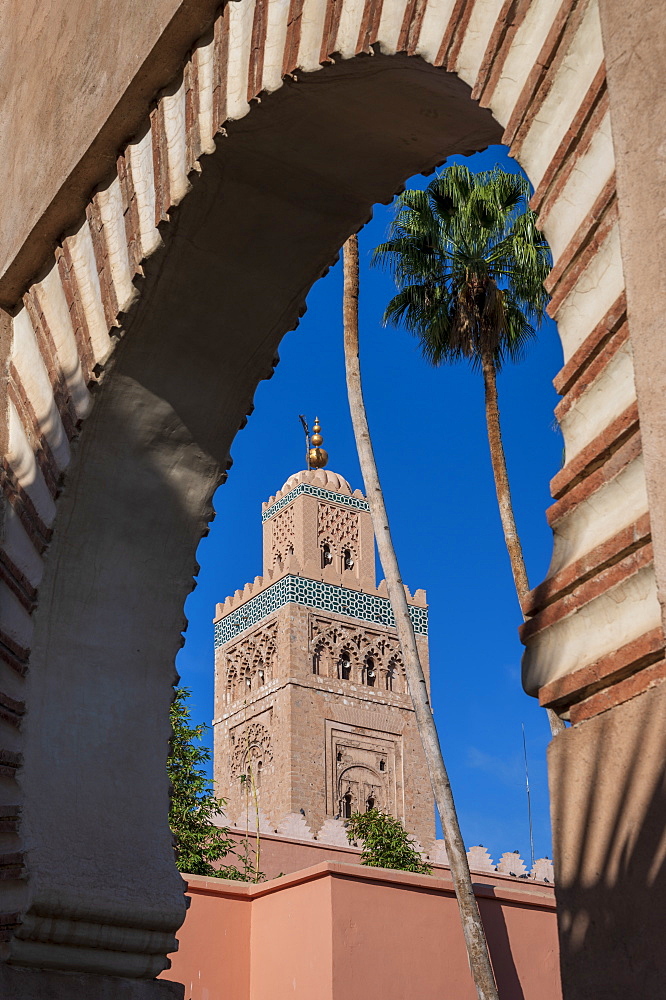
[328,722,400,820]
[215,575,428,645]
[309,615,405,691]
[215,460,432,853]
[230,721,273,779]
[318,502,359,559]
[223,622,277,704]
[263,473,361,519]
[497,851,528,877]
[270,506,295,564]
[466,845,496,873]
[531,857,555,882]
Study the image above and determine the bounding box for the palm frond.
[373,163,552,370]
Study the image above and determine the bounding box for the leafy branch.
[167,687,267,882]
[346,809,433,875]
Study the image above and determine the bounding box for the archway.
[0,3,660,996]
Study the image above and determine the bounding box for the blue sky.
[177,145,563,865]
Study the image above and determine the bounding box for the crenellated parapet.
[214,570,427,645]
[225,811,556,885]
[432,841,554,883]
[215,570,427,620]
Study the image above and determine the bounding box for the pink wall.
[226,828,363,877]
[167,880,251,1000]
[251,875,334,998]
[163,862,561,1000]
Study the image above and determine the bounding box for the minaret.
[212,421,435,848]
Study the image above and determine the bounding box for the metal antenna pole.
[522,723,535,870]
[298,415,310,470]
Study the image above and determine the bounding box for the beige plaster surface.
[9,53,497,974]
[546,456,648,579]
[517,0,604,189]
[549,679,666,999]
[598,0,666,636]
[522,564,662,696]
[0,0,222,304]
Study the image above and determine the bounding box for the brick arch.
[312,635,335,675]
[386,653,405,693]
[335,643,361,680]
[0,0,656,987]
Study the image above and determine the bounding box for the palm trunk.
[480,351,565,737]
[343,234,500,1000]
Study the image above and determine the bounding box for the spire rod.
[298,414,310,470]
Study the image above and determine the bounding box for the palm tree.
[343,233,500,1000]
[372,163,564,736]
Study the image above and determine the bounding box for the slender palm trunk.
[343,234,500,1000]
[480,351,565,737]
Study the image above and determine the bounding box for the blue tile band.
[262,484,370,522]
[214,574,428,646]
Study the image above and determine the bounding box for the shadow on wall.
[9,51,504,970]
[163,864,561,1000]
[480,899,526,1000]
[551,679,666,998]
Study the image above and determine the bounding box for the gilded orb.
[307,417,328,468]
[309,446,328,469]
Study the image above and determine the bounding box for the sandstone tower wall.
[213,467,435,848]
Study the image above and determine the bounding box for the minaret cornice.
[213,571,427,646]
[262,467,366,515]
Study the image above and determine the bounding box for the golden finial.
[308,416,328,469]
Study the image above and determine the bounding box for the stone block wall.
[214,599,435,849]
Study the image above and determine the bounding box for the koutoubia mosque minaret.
[212,420,435,849]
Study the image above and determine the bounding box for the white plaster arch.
[0,0,654,988]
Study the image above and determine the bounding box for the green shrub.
[168,687,265,881]
[346,809,432,875]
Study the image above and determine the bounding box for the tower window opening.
[322,543,333,568]
[342,792,353,819]
[312,652,320,675]
[343,549,354,571]
[366,796,375,812]
[257,669,265,685]
[379,760,386,772]
[337,750,343,762]
[386,666,395,691]
[365,657,376,687]
[338,652,351,681]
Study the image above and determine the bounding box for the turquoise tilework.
[262,484,370,522]
[214,574,428,646]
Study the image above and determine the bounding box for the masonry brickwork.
[213,468,435,849]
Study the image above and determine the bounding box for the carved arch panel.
[222,621,277,704]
